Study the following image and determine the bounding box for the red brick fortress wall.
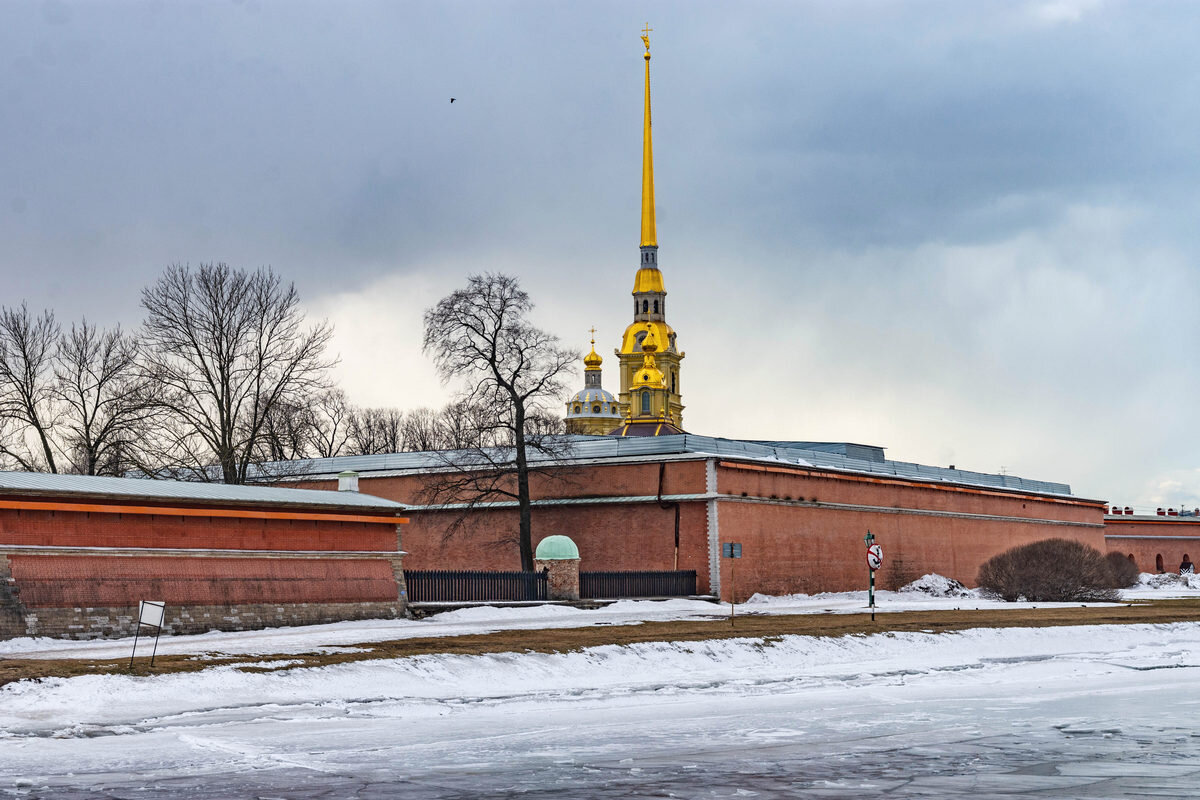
[713,461,1107,599]
[0,506,397,552]
[0,494,407,640]
[1104,516,1200,574]
[294,456,1104,602]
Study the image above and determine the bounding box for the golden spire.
[583,326,603,369]
[640,24,657,248]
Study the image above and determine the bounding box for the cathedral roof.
[608,419,685,437]
[568,387,619,408]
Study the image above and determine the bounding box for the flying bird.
[450,98,456,103]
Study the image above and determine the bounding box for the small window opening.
[642,300,649,313]
[653,300,658,314]
[1156,553,1165,573]
[641,391,650,414]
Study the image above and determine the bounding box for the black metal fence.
[580,570,697,599]
[405,570,548,603]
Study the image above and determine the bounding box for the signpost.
[864,532,883,622]
[722,542,742,625]
[129,600,166,670]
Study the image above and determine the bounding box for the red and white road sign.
[866,544,884,571]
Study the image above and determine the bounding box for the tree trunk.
[513,403,534,572]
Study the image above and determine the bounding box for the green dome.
[535,535,580,560]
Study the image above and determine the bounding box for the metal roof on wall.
[261,434,1074,498]
[0,471,404,511]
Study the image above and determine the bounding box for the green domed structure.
[535,535,580,560]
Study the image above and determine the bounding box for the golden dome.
[632,363,666,388]
[583,346,603,369]
[632,325,666,388]
[632,267,664,294]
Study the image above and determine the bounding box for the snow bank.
[1121,572,1200,599]
[0,599,727,661]
[899,573,972,598]
[1137,571,1200,590]
[3,623,1199,738]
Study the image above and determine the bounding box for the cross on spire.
[641,23,652,50]
[588,326,597,346]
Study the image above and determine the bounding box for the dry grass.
[3,600,1200,688]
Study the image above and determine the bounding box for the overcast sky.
[3,0,1198,509]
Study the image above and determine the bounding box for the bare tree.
[347,406,405,455]
[438,399,496,450]
[398,406,444,452]
[522,410,566,439]
[422,273,576,570]
[258,398,315,462]
[139,263,334,483]
[309,389,353,458]
[0,304,60,472]
[53,320,153,476]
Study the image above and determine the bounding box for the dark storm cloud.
[5,0,1199,299]
[656,2,1200,253]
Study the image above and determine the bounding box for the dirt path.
[4,601,1200,688]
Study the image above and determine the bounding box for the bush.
[977,538,1119,602]
[1104,551,1140,588]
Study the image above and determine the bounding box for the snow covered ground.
[4,622,1200,797]
[5,572,1195,662]
[4,574,1200,797]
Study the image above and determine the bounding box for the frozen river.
[4,623,1200,798]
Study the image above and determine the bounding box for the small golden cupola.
[565,329,623,436]
[610,323,684,437]
[632,326,666,389]
[617,25,685,429]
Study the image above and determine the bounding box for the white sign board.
[866,544,884,571]
[138,600,165,629]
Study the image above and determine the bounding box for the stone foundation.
[15,600,407,640]
[0,554,26,640]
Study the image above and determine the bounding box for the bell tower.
[617,26,684,428]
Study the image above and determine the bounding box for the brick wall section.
[398,502,711,587]
[23,600,406,640]
[715,500,1107,599]
[717,462,1101,525]
[0,496,408,640]
[9,555,399,607]
[0,507,395,551]
[1105,517,1200,573]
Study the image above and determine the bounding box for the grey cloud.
[2,1,1198,507]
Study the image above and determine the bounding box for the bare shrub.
[977,538,1119,602]
[1105,551,1140,588]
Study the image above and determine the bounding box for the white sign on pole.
[138,600,165,629]
[866,544,884,571]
